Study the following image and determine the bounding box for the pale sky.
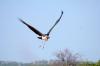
[0,0,100,62]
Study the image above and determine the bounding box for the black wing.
[19,18,43,36]
[46,11,63,36]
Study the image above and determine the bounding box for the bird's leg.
[42,41,46,48]
[39,40,46,48]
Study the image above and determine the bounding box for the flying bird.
[19,11,63,41]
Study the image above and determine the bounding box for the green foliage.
[96,60,100,66]
[79,60,100,66]
[0,60,100,66]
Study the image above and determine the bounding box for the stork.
[19,11,63,42]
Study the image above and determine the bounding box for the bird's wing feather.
[46,11,63,36]
[19,19,43,36]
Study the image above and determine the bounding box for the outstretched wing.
[46,11,63,36]
[19,18,43,36]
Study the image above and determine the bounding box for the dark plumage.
[19,11,63,41]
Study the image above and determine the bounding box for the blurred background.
[0,0,100,64]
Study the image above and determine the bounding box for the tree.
[55,48,80,66]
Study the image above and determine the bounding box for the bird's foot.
[39,45,45,49]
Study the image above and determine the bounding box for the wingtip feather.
[61,11,63,14]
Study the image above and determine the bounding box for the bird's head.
[42,34,50,41]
